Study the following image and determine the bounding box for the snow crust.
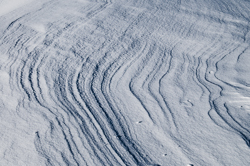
[0,0,250,165]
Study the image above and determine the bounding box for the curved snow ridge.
[0,0,250,166]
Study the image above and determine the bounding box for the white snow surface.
[0,0,35,17]
[0,0,250,165]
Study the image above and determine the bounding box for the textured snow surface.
[0,0,250,165]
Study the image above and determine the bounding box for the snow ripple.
[0,0,250,165]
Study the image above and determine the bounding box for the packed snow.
[0,0,250,165]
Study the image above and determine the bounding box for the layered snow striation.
[0,0,250,165]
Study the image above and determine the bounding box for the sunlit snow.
[0,0,250,165]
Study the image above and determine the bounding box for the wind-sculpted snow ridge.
[0,0,250,165]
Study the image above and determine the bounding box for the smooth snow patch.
[0,0,34,17]
[30,24,46,33]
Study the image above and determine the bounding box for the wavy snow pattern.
[0,0,250,165]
